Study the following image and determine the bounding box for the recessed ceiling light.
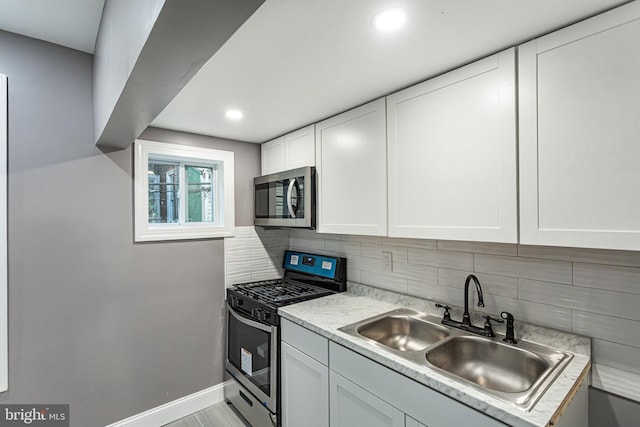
[372,8,408,32]
[225,109,243,120]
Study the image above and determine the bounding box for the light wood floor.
[164,402,249,427]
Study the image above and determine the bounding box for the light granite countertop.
[278,283,591,427]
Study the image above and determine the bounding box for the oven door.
[226,302,278,412]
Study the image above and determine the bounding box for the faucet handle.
[501,311,518,344]
[482,315,504,337]
[435,303,451,321]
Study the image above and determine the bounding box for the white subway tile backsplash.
[436,268,472,289]
[592,339,640,375]
[340,254,381,273]
[290,236,326,252]
[592,364,640,403]
[573,310,640,349]
[226,271,252,286]
[224,226,287,287]
[407,280,464,306]
[342,234,383,244]
[289,228,332,240]
[361,243,408,263]
[574,263,640,295]
[474,254,573,284]
[437,269,519,298]
[519,245,640,267]
[225,228,640,402]
[519,279,640,321]
[438,240,518,256]
[393,262,438,283]
[408,248,474,270]
[324,239,361,256]
[477,294,573,331]
[361,270,408,294]
[382,236,438,249]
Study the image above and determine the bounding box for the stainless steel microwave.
[254,166,315,228]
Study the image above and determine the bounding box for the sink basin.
[339,307,573,411]
[426,336,548,393]
[339,308,449,352]
[425,335,572,409]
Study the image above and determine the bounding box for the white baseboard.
[106,381,230,427]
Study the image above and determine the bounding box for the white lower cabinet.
[281,319,329,427]
[281,341,329,427]
[329,342,504,427]
[330,370,404,427]
[281,319,504,427]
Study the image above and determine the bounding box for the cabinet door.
[281,342,329,427]
[285,124,315,169]
[330,370,404,427]
[261,136,285,175]
[315,98,387,235]
[387,48,517,243]
[519,2,640,250]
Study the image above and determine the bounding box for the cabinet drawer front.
[281,318,328,365]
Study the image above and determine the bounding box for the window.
[134,139,235,241]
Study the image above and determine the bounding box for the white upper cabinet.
[387,48,517,243]
[261,136,285,175]
[315,99,387,236]
[261,124,315,175]
[285,125,315,170]
[519,2,640,250]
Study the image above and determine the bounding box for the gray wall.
[591,387,640,427]
[0,30,260,427]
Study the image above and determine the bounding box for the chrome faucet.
[436,274,503,337]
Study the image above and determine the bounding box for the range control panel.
[283,250,341,280]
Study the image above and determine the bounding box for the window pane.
[148,161,180,224]
[186,165,214,223]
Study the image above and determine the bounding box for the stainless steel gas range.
[225,250,347,427]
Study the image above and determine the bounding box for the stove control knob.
[259,311,270,321]
[229,296,241,308]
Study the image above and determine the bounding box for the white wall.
[289,229,640,403]
[93,0,165,141]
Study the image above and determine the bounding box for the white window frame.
[0,74,8,392]
[134,139,235,241]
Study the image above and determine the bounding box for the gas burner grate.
[234,279,333,306]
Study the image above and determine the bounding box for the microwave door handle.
[286,178,297,218]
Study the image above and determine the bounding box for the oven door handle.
[227,302,274,333]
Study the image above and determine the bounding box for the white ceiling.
[151,0,630,143]
[0,0,104,53]
[0,0,631,143]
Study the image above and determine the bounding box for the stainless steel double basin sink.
[338,308,573,411]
